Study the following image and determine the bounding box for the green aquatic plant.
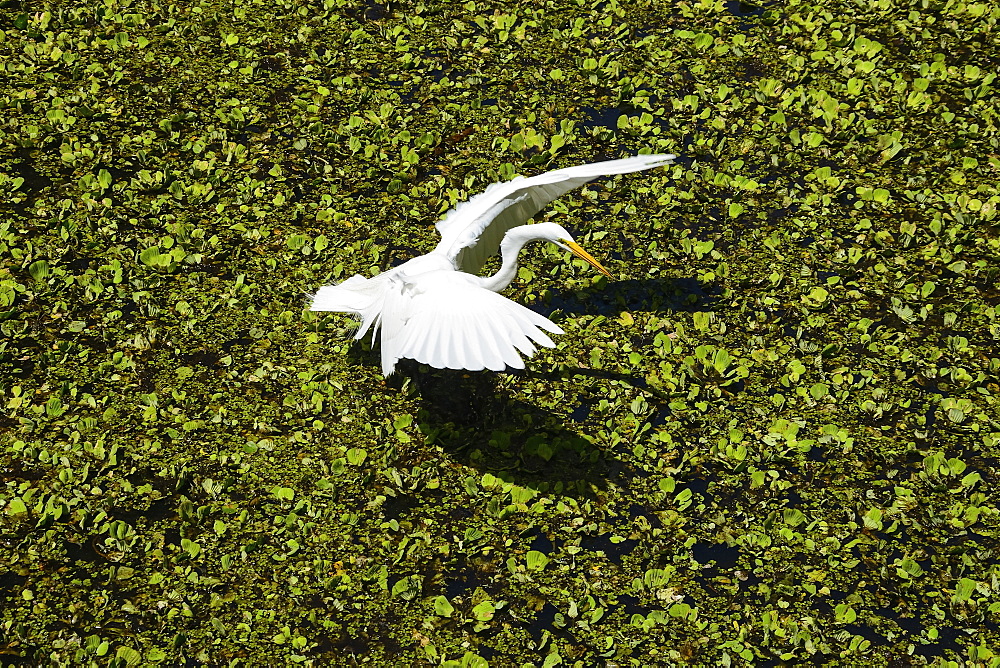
[1,0,999,665]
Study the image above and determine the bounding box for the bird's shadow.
[341,275,716,496]
[538,276,722,321]
[385,363,658,498]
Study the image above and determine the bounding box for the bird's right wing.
[377,273,563,375]
[433,154,675,274]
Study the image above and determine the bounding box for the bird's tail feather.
[309,274,389,340]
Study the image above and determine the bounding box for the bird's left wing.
[377,272,563,375]
[433,154,675,274]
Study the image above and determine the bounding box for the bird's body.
[311,154,675,375]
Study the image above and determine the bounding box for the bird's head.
[532,222,613,278]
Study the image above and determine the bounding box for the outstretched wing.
[433,154,675,274]
[377,272,563,376]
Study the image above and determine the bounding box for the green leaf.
[6,498,27,516]
[809,383,829,399]
[693,32,713,49]
[536,441,554,461]
[954,577,976,601]
[116,646,142,666]
[391,575,420,600]
[862,507,883,530]
[510,486,537,505]
[961,471,982,488]
[898,557,923,578]
[471,600,495,620]
[806,286,829,306]
[139,247,162,267]
[526,550,549,571]
[433,595,455,617]
[28,260,50,282]
[450,652,489,668]
[712,348,732,373]
[946,457,967,476]
[783,508,806,527]
[835,603,857,623]
[181,539,201,558]
[643,568,673,589]
[669,602,692,618]
[146,648,168,662]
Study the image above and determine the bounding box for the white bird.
[310,154,675,375]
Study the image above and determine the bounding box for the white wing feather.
[434,154,675,274]
[377,271,562,375]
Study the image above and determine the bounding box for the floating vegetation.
[1,0,998,665]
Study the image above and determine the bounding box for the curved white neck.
[478,231,531,293]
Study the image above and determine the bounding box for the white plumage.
[310,154,675,375]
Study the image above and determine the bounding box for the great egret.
[311,154,675,375]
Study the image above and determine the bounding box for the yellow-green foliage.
[1,0,999,665]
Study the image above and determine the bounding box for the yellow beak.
[563,239,613,278]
